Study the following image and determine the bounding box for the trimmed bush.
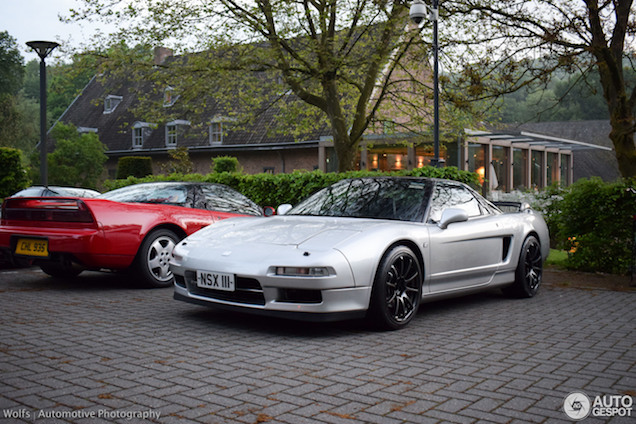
[0,147,29,199]
[212,156,241,173]
[116,156,153,179]
[543,178,636,275]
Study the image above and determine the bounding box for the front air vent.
[503,236,512,261]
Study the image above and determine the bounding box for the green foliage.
[0,147,29,198]
[541,178,636,274]
[116,156,153,179]
[161,147,194,174]
[211,156,241,173]
[0,32,25,97]
[102,167,479,208]
[47,123,108,189]
[493,68,619,123]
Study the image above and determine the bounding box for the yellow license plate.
[15,238,49,257]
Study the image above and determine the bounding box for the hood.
[184,215,383,250]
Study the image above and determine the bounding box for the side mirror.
[263,206,275,217]
[439,208,468,229]
[277,204,293,215]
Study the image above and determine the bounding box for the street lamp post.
[26,41,60,186]
[410,0,443,167]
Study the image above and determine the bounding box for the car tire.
[367,245,423,331]
[136,229,180,288]
[40,262,83,279]
[503,235,543,298]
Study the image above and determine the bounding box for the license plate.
[196,270,235,292]
[15,238,49,257]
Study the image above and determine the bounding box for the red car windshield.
[100,183,188,206]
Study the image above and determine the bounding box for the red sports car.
[0,182,267,287]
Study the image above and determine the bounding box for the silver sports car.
[171,177,549,330]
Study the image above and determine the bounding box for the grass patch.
[546,249,568,268]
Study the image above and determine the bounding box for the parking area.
[0,267,634,424]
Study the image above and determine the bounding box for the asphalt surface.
[0,267,634,424]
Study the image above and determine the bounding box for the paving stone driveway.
[0,267,634,424]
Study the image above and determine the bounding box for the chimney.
[153,47,173,65]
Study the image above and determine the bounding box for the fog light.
[275,267,329,277]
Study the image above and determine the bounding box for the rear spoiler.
[492,201,532,213]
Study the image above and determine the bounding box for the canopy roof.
[465,129,613,151]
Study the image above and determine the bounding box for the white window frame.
[132,121,155,149]
[104,95,123,114]
[209,115,234,145]
[133,127,144,148]
[210,122,223,144]
[163,86,179,107]
[165,120,190,147]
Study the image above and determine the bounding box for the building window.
[132,122,155,149]
[164,86,179,107]
[133,127,144,148]
[209,116,233,144]
[166,125,177,146]
[263,167,275,174]
[77,127,98,134]
[165,120,190,147]
[531,150,544,189]
[210,122,223,144]
[104,95,123,114]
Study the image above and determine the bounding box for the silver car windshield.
[287,178,432,222]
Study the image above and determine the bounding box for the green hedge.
[540,177,635,275]
[0,147,29,199]
[103,166,479,207]
[116,156,153,179]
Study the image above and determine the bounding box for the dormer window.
[104,95,123,114]
[132,121,155,149]
[164,86,179,107]
[77,127,98,134]
[165,120,190,147]
[210,122,223,144]
[209,116,233,145]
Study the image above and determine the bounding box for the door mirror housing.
[439,208,469,229]
[277,204,293,215]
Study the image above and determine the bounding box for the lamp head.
[26,41,60,60]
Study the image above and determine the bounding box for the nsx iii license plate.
[196,270,235,292]
[15,238,49,257]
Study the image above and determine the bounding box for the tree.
[0,31,24,97]
[66,1,452,172]
[442,0,636,178]
[0,32,39,153]
[161,146,194,174]
[45,123,108,189]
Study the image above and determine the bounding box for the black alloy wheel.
[368,245,423,330]
[504,235,543,298]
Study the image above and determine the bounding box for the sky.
[1,0,109,62]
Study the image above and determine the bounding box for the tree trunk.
[609,113,636,178]
[586,0,636,179]
[323,78,359,172]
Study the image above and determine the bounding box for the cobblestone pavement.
[0,267,634,424]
